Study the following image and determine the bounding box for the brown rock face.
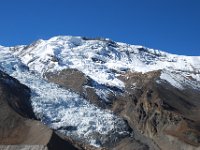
[112,71,200,150]
[0,70,79,150]
[45,69,88,94]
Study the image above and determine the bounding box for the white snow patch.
[160,71,184,89]
[159,70,200,90]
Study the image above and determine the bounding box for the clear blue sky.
[0,0,199,55]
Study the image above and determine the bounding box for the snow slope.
[159,69,200,90]
[9,36,200,89]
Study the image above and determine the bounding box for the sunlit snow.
[10,36,200,85]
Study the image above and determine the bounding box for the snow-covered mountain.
[0,36,200,149]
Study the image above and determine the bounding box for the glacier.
[0,45,129,147]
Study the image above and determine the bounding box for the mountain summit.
[0,36,200,150]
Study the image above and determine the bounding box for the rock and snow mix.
[0,36,200,146]
[0,46,129,147]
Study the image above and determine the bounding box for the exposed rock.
[45,69,88,94]
[112,138,149,150]
[111,70,200,150]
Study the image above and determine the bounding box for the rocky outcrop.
[0,70,79,150]
[45,69,88,94]
[112,71,200,150]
